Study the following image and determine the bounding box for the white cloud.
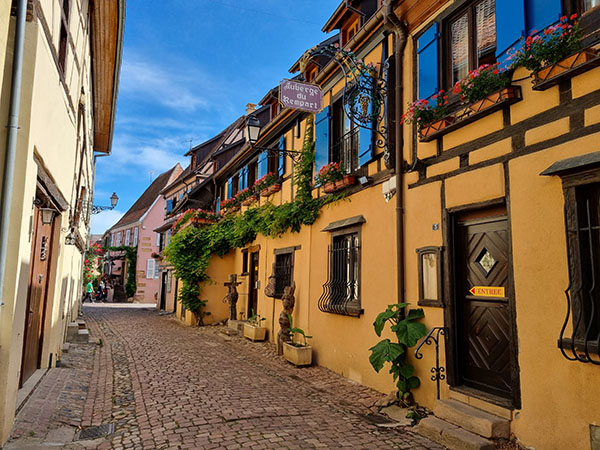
[90,209,125,235]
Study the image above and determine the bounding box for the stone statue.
[264,262,277,298]
[277,282,296,355]
[223,274,242,320]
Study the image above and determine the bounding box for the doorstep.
[16,369,47,413]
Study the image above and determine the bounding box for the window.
[343,18,360,45]
[274,252,293,297]
[417,246,444,307]
[332,98,360,173]
[147,258,159,279]
[447,0,496,86]
[156,232,161,247]
[133,227,139,246]
[58,0,70,74]
[116,232,122,246]
[242,249,249,275]
[542,158,600,363]
[125,229,131,246]
[318,217,364,316]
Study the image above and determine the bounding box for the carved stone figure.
[223,274,242,320]
[277,282,296,355]
[264,262,277,298]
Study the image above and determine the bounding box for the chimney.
[246,103,257,115]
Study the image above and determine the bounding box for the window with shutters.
[116,232,122,246]
[147,258,155,279]
[125,229,131,246]
[446,0,496,87]
[133,227,139,246]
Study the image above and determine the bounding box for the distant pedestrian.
[84,281,94,303]
[97,280,106,302]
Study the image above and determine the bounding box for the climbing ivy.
[164,116,340,324]
[104,246,137,298]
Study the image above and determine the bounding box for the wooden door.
[247,252,259,318]
[21,207,53,386]
[455,213,518,402]
[160,272,167,310]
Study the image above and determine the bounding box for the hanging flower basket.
[419,117,455,139]
[323,175,355,193]
[533,48,598,86]
[468,86,521,114]
[260,183,281,197]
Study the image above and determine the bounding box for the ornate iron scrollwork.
[300,44,390,165]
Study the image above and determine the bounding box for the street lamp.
[245,115,261,145]
[92,192,119,214]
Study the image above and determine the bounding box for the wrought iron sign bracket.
[251,145,304,164]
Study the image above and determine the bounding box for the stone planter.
[468,86,521,114]
[243,323,267,341]
[419,117,455,139]
[283,342,312,366]
[260,183,281,197]
[323,175,355,193]
[534,49,598,86]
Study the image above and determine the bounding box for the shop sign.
[469,286,505,297]
[279,79,322,113]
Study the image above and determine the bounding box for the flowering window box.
[192,217,216,225]
[419,86,522,143]
[323,175,355,193]
[241,195,257,207]
[532,48,600,91]
[419,117,455,139]
[260,183,281,197]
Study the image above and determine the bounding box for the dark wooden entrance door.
[248,252,259,318]
[21,207,54,386]
[160,272,167,310]
[455,212,518,402]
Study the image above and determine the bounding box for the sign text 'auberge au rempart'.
[279,79,323,114]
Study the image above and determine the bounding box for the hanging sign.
[469,286,505,297]
[279,79,322,113]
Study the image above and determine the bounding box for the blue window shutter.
[258,151,268,178]
[417,23,439,100]
[496,0,525,61]
[315,106,330,174]
[278,135,285,177]
[525,0,562,35]
[216,197,220,215]
[166,199,174,214]
[227,178,233,199]
[244,165,249,189]
[359,76,374,167]
[239,168,245,190]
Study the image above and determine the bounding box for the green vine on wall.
[164,116,341,324]
[104,246,137,298]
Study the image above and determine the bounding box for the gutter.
[0,0,27,310]
[384,2,408,308]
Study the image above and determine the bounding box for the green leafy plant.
[248,309,266,327]
[369,303,427,405]
[452,64,511,104]
[287,313,312,347]
[509,14,581,72]
[253,172,279,193]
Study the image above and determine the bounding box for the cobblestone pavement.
[5,305,444,450]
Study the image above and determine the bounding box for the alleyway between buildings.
[4,305,442,450]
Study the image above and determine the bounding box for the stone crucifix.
[223,274,243,320]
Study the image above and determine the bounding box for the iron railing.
[560,191,600,365]
[274,253,293,297]
[415,327,446,400]
[332,128,359,174]
[318,240,361,316]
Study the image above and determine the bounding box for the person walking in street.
[97,280,105,302]
[84,281,94,303]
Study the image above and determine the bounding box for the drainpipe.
[0,0,27,313]
[384,2,408,308]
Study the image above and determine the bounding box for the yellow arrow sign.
[469,286,505,297]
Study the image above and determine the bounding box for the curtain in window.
[476,0,496,60]
[451,13,469,84]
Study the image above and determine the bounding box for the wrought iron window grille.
[560,183,600,365]
[318,233,362,316]
[274,252,293,298]
[332,128,360,174]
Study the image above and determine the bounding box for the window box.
[419,86,522,143]
[283,342,312,366]
[322,175,356,194]
[532,48,600,91]
[192,217,216,225]
[241,195,257,207]
[243,323,267,342]
[221,205,240,215]
[260,183,281,197]
[419,117,455,140]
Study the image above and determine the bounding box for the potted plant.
[315,162,354,193]
[452,63,516,113]
[510,14,596,85]
[191,209,218,225]
[283,315,312,366]
[402,91,451,139]
[220,197,240,214]
[151,251,162,260]
[254,172,281,197]
[243,310,267,341]
[236,187,256,206]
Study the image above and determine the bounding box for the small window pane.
[585,0,600,11]
[422,252,439,300]
[451,13,469,84]
[476,0,496,64]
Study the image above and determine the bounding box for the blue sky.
[91,0,340,234]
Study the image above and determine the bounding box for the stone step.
[434,399,510,439]
[419,416,496,450]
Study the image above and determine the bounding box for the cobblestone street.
[4,305,443,449]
